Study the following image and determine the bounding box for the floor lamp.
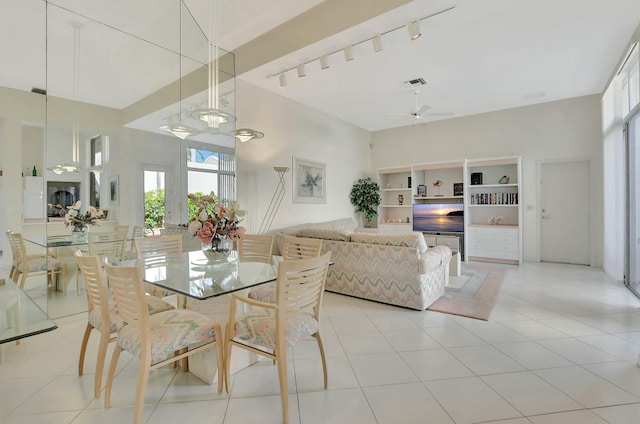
[258,166,289,234]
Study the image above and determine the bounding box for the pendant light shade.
[233,128,265,143]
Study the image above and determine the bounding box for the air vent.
[405,78,427,86]
[31,87,46,95]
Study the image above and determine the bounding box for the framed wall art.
[109,176,119,204]
[293,157,326,203]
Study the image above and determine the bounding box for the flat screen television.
[412,203,464,233]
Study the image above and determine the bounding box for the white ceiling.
[1,0,639,133]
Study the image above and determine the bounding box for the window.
[89,135,107,207]
[620,43,639,117]
[186,147,236,203]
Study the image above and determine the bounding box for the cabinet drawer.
[467,226,518,237]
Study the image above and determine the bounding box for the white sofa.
[274,218,452,310]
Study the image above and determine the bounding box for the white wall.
[371,95,603,265]
[234,79,372,232]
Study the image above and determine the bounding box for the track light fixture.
[408,21,421,40]
[344,45,354,61]
[267,6,455,86]
[372,34,383,53]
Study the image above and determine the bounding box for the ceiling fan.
[388,90,454,123]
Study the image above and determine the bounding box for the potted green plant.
[350,177,381,228]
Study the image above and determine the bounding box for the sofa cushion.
[350,232,428,253]
[301,218,357,233]
[297,228,351,241]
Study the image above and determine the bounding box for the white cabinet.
[424,234,460,253]
[23,176,45,221]
[466,225,519,262]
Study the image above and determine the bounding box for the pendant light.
[191,0,236,129]
[49,21,83,174]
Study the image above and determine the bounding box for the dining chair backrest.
[277,251,331,321]
[134,234,182,259]
[104,263,147,332]
[76,254,109,328]
[281,235,323,260]
[88,231,127,260]
[114,224,129,237]
[238,234,274,264]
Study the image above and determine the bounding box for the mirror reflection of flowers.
[62,201,105,231]
[187,192,247,245]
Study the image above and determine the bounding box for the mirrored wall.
[1,0,237,318]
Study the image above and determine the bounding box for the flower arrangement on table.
[187,192,246,259]
[62,201,105,232]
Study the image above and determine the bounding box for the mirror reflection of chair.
[75,231,127,295]
[123,225,144,259]
[76,253,174,398]
[237,234,274,264]
[134,234,183,300]
[248,235,323,303]
[103,262,224,424]
[224,252,331,424]
[6,231,66,292]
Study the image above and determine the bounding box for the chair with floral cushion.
[248,235,323,303]
[74,231,128,295]
[237,234,274,264]
[225,252,331,424]
[134,234,182,299]
[76,253,174,398]
[103,262,224,424]
[7,231,66,292]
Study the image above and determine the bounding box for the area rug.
[428,263,506,321]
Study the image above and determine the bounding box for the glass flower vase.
[201,235,232,263]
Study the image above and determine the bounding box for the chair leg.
[314,333,328,389]
[78,324,93,376]
[276,345,289,424]
[19,271,27,290]
[94,330,110,398]
[133,356,151,424]
[214,324,224,394]
[224,323,233,393]
[105,345,123,408]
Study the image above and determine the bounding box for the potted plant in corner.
[350,177,381,228]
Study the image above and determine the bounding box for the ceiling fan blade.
[427,112,455,118]
[388,113,412,116]
[414,104,433,116]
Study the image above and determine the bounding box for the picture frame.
[293,157,326,203]
[110,176,119,204]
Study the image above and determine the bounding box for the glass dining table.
[0,278,57,344]
[109,250,279,300]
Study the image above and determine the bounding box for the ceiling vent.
[405,78,427,86]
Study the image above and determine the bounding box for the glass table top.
[110,250,279,300]
[24,233,131,248]
[0,279,57,344]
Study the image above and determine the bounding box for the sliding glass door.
[626,111,640,296]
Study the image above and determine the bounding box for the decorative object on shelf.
[499,175,510,184]
[453,182,463,196]
[408,176,412,188]
[433,179,443,196]
[293,157,326,203]
[471,172,483,185]
[398,194,404,205]
[417,184,426,196]
[62,201,105,232]
[187,192,247,253]
[488,216,502,225]
[349,177,381,228]
[258,166,290,234]
[32,165,37,176]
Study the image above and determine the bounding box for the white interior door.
[540,160,590,265]
[626,111,640,295]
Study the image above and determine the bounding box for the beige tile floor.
[2,261,640,423]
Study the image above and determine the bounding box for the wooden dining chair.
[103,262,224,424]
[237,234,274,264]
[7,231,66,292]
[225,252,331,424]
[76,253,174,398]
[248,235,323,303]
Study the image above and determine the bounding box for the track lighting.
[279,73,287,87]
[408,21,421,40]
[372,34,383,53]
[320,54,329,69]
[297,64,306,77]
[344,45,354,61]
